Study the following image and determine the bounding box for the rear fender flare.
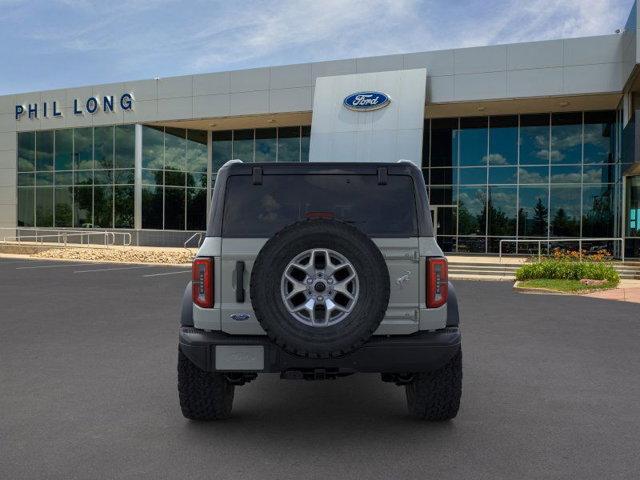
[446,281,459,327]
[181,282,194,327]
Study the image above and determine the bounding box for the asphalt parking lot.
[1,257,639,480]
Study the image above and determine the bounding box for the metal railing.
[0,228,132,248]
[499,238,625,262]
[183,232,204,249]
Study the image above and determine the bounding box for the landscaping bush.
[515,259,619,285]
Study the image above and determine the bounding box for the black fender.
[180,282,194,327]
[446,281,459,327]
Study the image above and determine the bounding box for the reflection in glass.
[18,132,35,172]
[94,169,113,185]
[74,186,92,227]
[187,188,207,230]
[94,126,114,169]
[488,116,517,166]
[36,130,54,171]
[35,187,54,227]
[488,166,517,184]
[113,169,134,185]
[550,165,581,183]
[518,186,548,236]
[519,166,548,184]
[519,114,549,165]
[165,128,186,171]
[18,173,34,186]
[75,169,93,186]
[142,126,164,169]
[457,237,486,253]
[74,128,93,170]
[187,172,207,189]
[626,177,640,237]
[584,111,615,164]
[582,184,614,237]
[430,118,458,168]
[142,169,163,186]
[142,186,163,229]
[186,130,207,172]
[17,188,34,226]
[55,171,73,186]
[255,128,277,162]
[459,117,487,166]
[93,185,113,228]
[165,187,185,230]
[458,187,486,235]
[459,167,486,185]
[35,172,53,186]
[488,186,517,236]
[165,170,185,187]
[115,125,135,169]
[233,129,254,162]
[551,113,581,164]
[114,186,134,228]
[550,186,580,237]
[428,186,456,205]
[301,126,310,162]
[212,131,232,172]
[277,127,300,162]
[584,165,614,184]
[430,168,454,185]
[55,129,73,171]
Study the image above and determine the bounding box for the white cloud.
[1,0,634,92]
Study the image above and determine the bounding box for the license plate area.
[215,345,264,371]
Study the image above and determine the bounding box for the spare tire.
[250,219,390,358]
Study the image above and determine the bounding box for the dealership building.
[2,4,640,256]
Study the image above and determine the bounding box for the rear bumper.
[179,327,461,374]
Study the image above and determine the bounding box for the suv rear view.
[178,160,462,420]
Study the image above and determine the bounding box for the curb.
[512,281,569,295]
[0,252,192,268]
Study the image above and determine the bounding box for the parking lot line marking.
[16,263,92,270]
[74,265,157,273]
[143,270,191,277]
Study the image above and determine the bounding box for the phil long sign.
[15,93,134,120]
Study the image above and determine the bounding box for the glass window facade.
[212,126,311,175]
[15,112,622,248]
[17,126,135,228]
[423,111,619,253]
[141,126,208,231]
[18,124,311,232]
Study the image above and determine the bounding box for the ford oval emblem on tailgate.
[343,91,391,111]
[230,313,251,321]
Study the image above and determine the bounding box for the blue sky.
[0,0,635,95]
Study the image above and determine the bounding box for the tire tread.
[177,349,234,420]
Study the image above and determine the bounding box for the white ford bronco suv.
[178,160,462,421]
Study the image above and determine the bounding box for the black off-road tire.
[250,219,390,359]
[178,349,234,420]
[405,349,462,421]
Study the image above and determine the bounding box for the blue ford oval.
[343,91,391,111]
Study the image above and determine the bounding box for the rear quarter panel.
[192,235,447,334]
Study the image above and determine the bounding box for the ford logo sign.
[343,91,390,111]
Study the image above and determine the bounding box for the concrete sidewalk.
[582,280,640,304]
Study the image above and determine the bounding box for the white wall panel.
[310,68,426,166]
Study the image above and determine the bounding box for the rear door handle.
[236,261,245,303]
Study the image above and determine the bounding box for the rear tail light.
[192,257,214,308]
[427,257,448,308]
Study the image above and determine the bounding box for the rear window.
[222,174,418,237]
